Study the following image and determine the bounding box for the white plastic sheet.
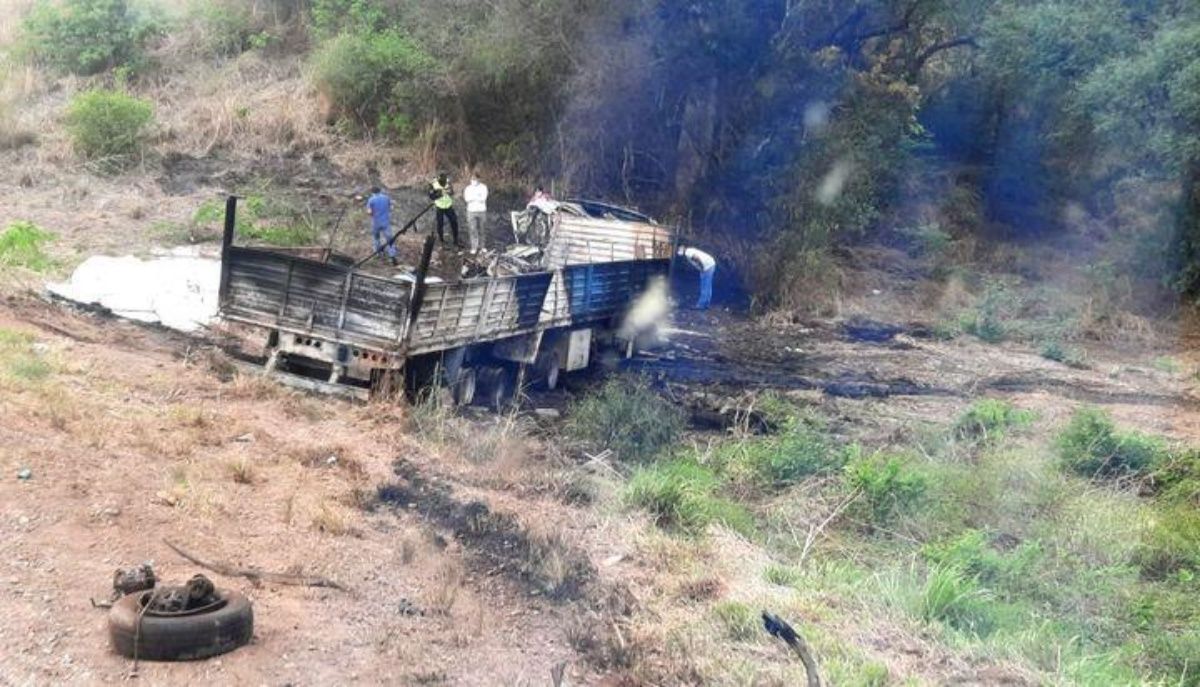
[47,248,221,333]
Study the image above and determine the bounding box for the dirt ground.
[2,277,1198,685]
[0,296,589,687]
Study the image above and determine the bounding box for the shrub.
[961,280,1016,343]
[20,0,155,75]
[0,221,53,271]
[624,459,752,535]
[1057,407,1167,478]
[568,378,684,463]
[65,90,153,164]
[895,222,952,259]
[310,29,437,136]
[1040,339,1088,368]
[186,0,277,57]
[845,452,927,528]
[953,399,1034,442]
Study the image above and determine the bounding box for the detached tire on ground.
[108,590,253,661]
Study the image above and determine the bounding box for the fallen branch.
[763,611,821,687]
[163,540,350,592]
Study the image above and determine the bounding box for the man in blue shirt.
[366,187,398,266]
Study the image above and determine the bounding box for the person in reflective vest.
[428,172,462,247]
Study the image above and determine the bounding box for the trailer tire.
[476,366,511,412]
[542,363,559,391]
[453,368,477,406]
[108,589,253,661]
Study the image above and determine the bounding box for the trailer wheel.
[476,366,511,412]
[542,363,559,391]
[453,368,477,406]
[533,349,560,391]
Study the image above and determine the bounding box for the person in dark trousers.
[429,172,462,247]
[365,187,398,266]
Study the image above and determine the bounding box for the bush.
[953,399,1034,442]
[568,378,684,463]
[186,0,277,57]
[65,90,153,164]
[961,280,1016,343]
[845,452,927,528]
[311,29,437,136]
[1040,339,1088,368]
[1057,407,1167,478]
[624,459,752,535]
[20,0,155,75]
[0,221,53,271]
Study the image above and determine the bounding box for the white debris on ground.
[47,247,221,333]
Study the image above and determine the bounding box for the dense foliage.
[20,0,155,75]
[294,0,1200,306]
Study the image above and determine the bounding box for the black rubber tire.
[108,590,253,661]
[475,366,511,411]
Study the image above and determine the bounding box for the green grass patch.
[711,600,759,641]
[953,399,1034,442]
[193,194,323,248]
[568,377,684,463]
[1057,406,1168,478]
[845,451,927,529]
[1135,503,1200,579]
[0,221,54,271]
[1152,356,1182,374]
[624,458,752,535]
[0,327,53,385]
[762,563,802,587]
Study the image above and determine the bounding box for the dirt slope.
[0,296,585,686]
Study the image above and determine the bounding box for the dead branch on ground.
[163,540,350,592]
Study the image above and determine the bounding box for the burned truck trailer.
[215,196,676,403]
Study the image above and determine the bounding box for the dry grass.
[310,499,355,536]
[226,456,256,484]
[425,558,464,616]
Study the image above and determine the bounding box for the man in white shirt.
[678,246,716,310]
[463,174,488,253]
